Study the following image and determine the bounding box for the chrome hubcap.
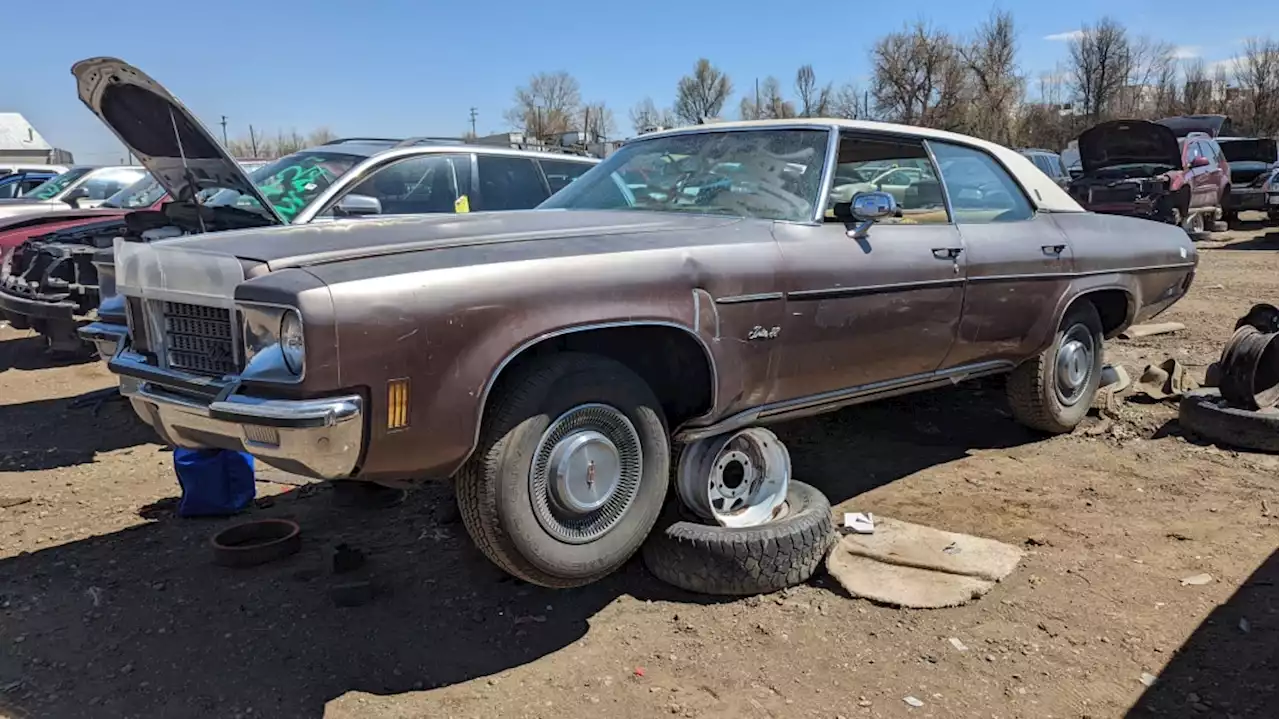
[1055,323,1095,405]
[529,403,642,544]
[547,430,620,514]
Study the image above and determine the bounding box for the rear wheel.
[456,353,670,588]
[1006,301,1105,434]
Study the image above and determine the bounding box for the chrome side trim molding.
[674,359,1015,443]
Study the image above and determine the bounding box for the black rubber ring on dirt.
[211,519,302,568]
[641,480,835,596]
[1179,388,1279,454]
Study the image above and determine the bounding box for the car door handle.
[932,247,963,259]
[1042,244,1066,255]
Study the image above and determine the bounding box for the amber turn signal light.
[387,378,410,430]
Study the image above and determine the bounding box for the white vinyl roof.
[644,118,1085,213]
[0,113,53,152]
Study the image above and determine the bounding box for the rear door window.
[476,155,549,210]
[538,158,593,194]
[930,142,1035,224]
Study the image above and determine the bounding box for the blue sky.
[4,0,1276,163]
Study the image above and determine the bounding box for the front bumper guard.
[112,350,364,479]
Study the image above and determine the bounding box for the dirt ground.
[0,220,1276,719]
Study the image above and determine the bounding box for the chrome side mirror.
[848,190,896,239]
[335,193,382,217]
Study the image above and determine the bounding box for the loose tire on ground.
[1006,301,1105,434]
[641,480,835,596]
[1179,388,1279,454]
[456,352,671,588]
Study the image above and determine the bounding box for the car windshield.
[102,175,166,209]
[204,151,365,222]
[24,167,93,200]
[540,129,829,222]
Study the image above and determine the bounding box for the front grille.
[161,301,239,377]
[1085,184,1140,204]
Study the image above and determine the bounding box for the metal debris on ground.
[841,512,875,534]
[1133,358,1199,401]
[1140,672,1158,687]
[903,696,924,707]
[949,637,969,652]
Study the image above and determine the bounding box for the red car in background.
[1067,120,1229,234]
[0,174,162,269]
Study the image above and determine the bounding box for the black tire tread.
[456,352,664,588]
[1006,301,1103,434]
[641,481,835,596]
[1179,388,1279,454]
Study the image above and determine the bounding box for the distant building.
[0,113,74,165]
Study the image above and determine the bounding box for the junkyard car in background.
[1214,136,1279,224]
[1067,119,1228,233]
[101,106,1198,588]
[0,168,264,354]
[1157,114,1235,139]
[1263,168,1280,220]
[70,58,597,364]
[0,167,62,199]
[0,165,148,221]
[1017,148,1071,188]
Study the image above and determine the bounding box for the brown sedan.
[101,114,1197,587]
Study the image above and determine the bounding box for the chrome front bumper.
[113,351,364,479]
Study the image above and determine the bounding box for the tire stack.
[1179,304,1279,454]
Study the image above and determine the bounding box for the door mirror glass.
[850,191,897,221]
[1191,155,1211,168]
[63,186,89,207]
[335,193,382,217]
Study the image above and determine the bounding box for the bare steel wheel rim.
[1054,323,1095,406]
[1186,212,1204,234]
[676,427,791,528]
[529,403,643,544]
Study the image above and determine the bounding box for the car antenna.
[167,105,206,234]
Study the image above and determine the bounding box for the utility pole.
[468,107,478,137]
[755,78,761,119]
[220,115,229,147]
[248,125,259,158]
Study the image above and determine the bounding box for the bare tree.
[870,21,967,128]
[1181,59,1210,115]
[307,127,337,146]
[1117,37,1176,118]
[274,129,307,157]
[794,65,833,117]
[582,102,616,141]
[958,10,1022,144]
[830,83,868,119]
[1068,18,1131,121]
[506,71,583,142]
[674,59,733,124]
[630,97,660,132]
[1153,56,1181,118]
[1234,37,1280,136]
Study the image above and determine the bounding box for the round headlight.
[279,310,305,375]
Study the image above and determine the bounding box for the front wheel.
[1006,301,1105,434]
[456,352,670,588]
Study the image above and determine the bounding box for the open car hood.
[1218,138,1278,165]
[70,57,285,225]
[1078,120,1182,173]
